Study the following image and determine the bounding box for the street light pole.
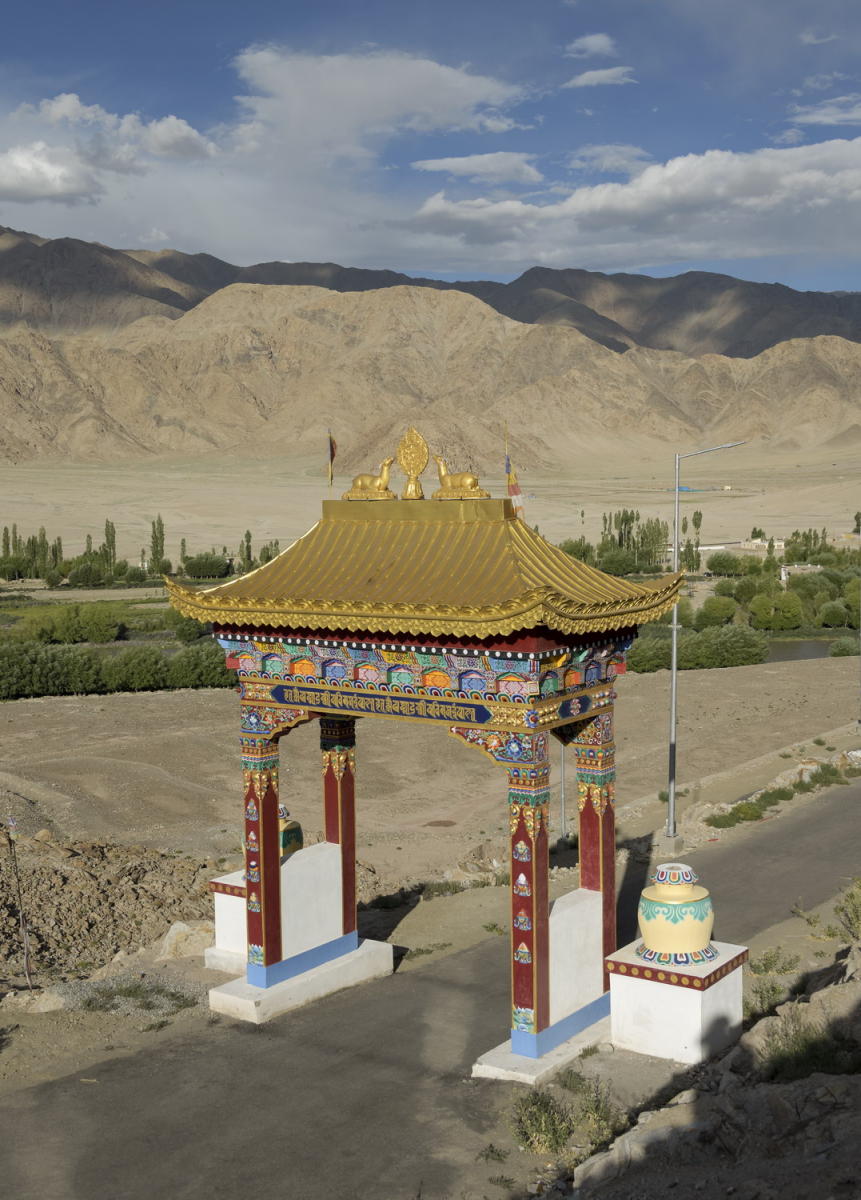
[666,440,746,839]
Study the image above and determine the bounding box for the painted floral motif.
[247,892,261,913]
[514,942,532,965]
[246,861,260,883]
[512,1006,535,1033]
[247,944,264,965]
[245,797,259,821]
[513,872,531,897]
[638,897,713,924]
[652,863,698,886]
[513,909,532,931]
[635,943,719,965]
[512,840,531,862]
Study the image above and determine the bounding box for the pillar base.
[209,938,394,1024]
[472,1007,611,1085]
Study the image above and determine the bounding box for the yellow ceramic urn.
[635,862,718,965]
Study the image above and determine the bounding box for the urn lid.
[646,862,709,902]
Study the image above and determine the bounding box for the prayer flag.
[327,430,337,486]
[504,429,525,520]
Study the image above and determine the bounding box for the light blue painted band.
[246,931,359,988]
[509,992,611,1059]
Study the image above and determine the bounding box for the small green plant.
[812,737,826,746]
[142,1019,169,1032]
[658,789,668,803]
[834,877,861,941]
[749,946,800,976]
[779,752,792,759]
[761,1004,861,1081]
[81,979,196,1014]
[482,922,505,936]
[748,976,785,1016]
[404,942,452,959]
[488,1176,515,1191]
[476,1144,509,1164]
[826,746,836,752]
[510,1089,575,1154]
[579,1042,599,1058]
[577,1080,625,1149]
[556,1067,590,1095]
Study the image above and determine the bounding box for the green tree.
[734,576,757,605]
[818,599,849,628]
[713,579,736,598]
[748,591,804,630]
[1,527,9,558]
[706,552,744,576]
[183,553,230,579]
[694,596,737,630]
[150,514,165,570]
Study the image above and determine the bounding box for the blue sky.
[1,0,859,287]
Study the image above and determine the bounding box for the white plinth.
[208,939,394,1024]
[607,939,747,1064]
[472,1015,612,1085]
[549,889,604,1023]
[204,946,246,973]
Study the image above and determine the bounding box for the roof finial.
[397,428,429,500]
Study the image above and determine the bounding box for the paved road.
[1,783,859,1200]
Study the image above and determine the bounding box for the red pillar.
[241,731,281,976]
[507,752,551,1042]
[320,717,357,937]
[572,710,617,968]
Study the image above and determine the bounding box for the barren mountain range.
[3,224,861,357]
[0,224,859,468]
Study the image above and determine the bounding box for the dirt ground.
[3,442,859,564]
[0,657,856,892]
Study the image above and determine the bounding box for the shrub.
[627,637,670,673]
[829,637,860,657]
[510,1089,575,1154]
[101,647,168,692]
[125,567,146,583]
[167,643,233,688]
[714,579,736,598]
[834,878,861,942]
[54,647,106,695]
[596,548,636,576]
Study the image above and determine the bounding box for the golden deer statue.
[342,456,396,500]
[432,455,490,500]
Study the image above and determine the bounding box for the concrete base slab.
[204,946,246,974]
[209,939,393,1024]
[472,1015,611,1085]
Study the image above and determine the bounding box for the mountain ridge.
[2,225,861,357]
[0,281,858,468]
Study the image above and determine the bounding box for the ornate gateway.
[168,430,680,1056]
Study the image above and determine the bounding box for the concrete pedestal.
[607,939,747,1064]
[473,1013,611,1085]
[209,938,394,1024]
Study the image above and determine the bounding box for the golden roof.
[166,497,681,639]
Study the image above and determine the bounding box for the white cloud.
[405,138,861,270]
[0,141,100,202]
[799,30,838,45]
[565,34,618,59]
[568,143,652,175]
[791,95,861,125]
[771,128,805,146]
[562,67,637,88]
[800,72,849,92]
[229,47,525,163]
[411,152,543,184]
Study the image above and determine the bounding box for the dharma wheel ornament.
[635,862,718,966]
[397,427,429,499]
